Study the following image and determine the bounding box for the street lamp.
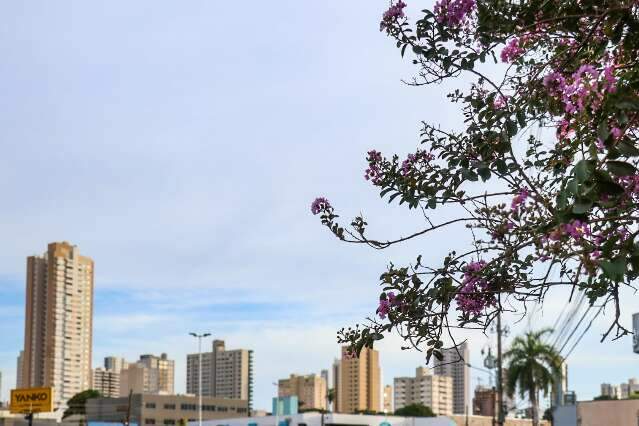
[190,332,211,426]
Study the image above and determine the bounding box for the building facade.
[20,242,94,409]
[393,367,452,416]
[273,396,299,416]
[337,346,380,414]
[186,340,253,410]
[383,385,393,414]
[104,357,128,373]
[433,343,469,415]
[86,393,248,425]
[92,367,121,398]
[15,352,24,389]
[472,386,496,417]
[278,374,327,411]
[332,359,341,413]
[119,354,175,396]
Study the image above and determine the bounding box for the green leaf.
[427,198,437,209]
[574,160,594,183]
[506,120,518,137]
[516,110,526,128]
[572,200,592,214]
[607,160,637,176]
[617,140,639,157]
[598,121,610,141]
[566,179,578,195]
[601,258,626,282]
[495,159,508,174]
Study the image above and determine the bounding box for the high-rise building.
[16,351,24,389]
[383,385,393,414]
[601,383,621,399]
[393,367,452,416]
[332,359,341,413]
[21,242,94,409]
[186,340,254,410]
[104,357,128,373]
[278,374,327,410]
[337,346,380,414]
[321,369,330,390]
[551,362,569,407]
[120,354,175,396]
[92,368,120,398]
[433,342,470,415]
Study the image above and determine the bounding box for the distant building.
[337,347,380,414]
[86,393,248,424]
[15,352,23,389]
[551,362,569,407]
[92,367,120,398]
[472,386,495,417]
[20,242,94,409]
[186,340,254,410]
[104,357,128,373]
[321,369,330,390]
[433,343,470,415]
[332,359,341,412]
[278,374,326,410]
[383,385,393,414]
[273,395,299,416]
[601,383,621,399]
[120,353,175,396]
[394,367,453,416]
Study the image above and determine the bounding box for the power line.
[563,302,606,360]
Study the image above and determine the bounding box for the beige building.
[433,343,470,415]
[104,356,128,373]
[120,354,175,396]
[383,385,393,414]
[337,346,380,414]
[86,393,248,425]
[20,242,94,409]
[278,374,327,410]
[92,367,120,398]
[15,352,24,389]
[186,340,254,409]
[394,367,453,416]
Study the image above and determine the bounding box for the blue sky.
[0,0,637,411]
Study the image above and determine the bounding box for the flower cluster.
[455,261,495,315]
[543,64,618,116]
[548,219,590,240]
[510,188,529,212]
[493,95,508,109]
[380,1,407,32]
[377,291,399,319]
[619,174,639,198]
[433,0,475,27]
[500,38,524,63]
[365,150,384,184]
[400,150,435,176]
[310,197,331,215]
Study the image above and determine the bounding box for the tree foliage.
[394,403,436,417]
[312,0,639,361]
[62,389,101,419]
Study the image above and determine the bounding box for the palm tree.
[504,328,562,426]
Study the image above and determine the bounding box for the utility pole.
[496,311,505,426]
[190,332,211,426]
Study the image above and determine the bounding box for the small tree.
[593,394,617,400]
[63,389,101,420]
[394,403,436,417]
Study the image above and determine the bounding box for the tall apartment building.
[20,242,94,409]
[104,357,128,373]
[383,385,393,414]
[337,346,380,414]
[92,367,120,398]
[186,340,254,409]
[120,354,175,396]
[278,374,327,410]
[433,342,470,415]
[394,367,452,416]
[601,383,621,399]
[16,351,24,388]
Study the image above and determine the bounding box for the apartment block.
[383,385,393,414]
[332,359,341,413]
[394,367,452,416]
[104,357,128,373]
[120,354,175,396]
[278,374,327,410]
[433,343,470,415]
[337,346,380,414]
[20,242,94,409]
[16,352,24,389]
[92,367,120,398]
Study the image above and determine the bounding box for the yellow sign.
[10,387,53,414]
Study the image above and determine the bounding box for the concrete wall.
[448,415,549,426]
[577,399,639,426]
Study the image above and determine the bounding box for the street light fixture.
[190,332,211,426]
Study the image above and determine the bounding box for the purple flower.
[493,95,508,109]
[377,299,391,319]
[455,260,496,315]
[611,127,623,140]
[311,197,331,215]
[510,188,529,211]
[365,150,384,185]
[380,1,407,32]
[433,0,475,27]
[500,38,524,63]
[387,291,398,306]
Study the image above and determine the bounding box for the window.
[163,420,176,425]
[164,404,176,410]
[145,420,156,425]
[146,403,157,409]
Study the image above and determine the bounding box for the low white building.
[198,413,455,426]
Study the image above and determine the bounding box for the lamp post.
[190,332,211,426]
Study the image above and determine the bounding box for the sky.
[0,0,637,412]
